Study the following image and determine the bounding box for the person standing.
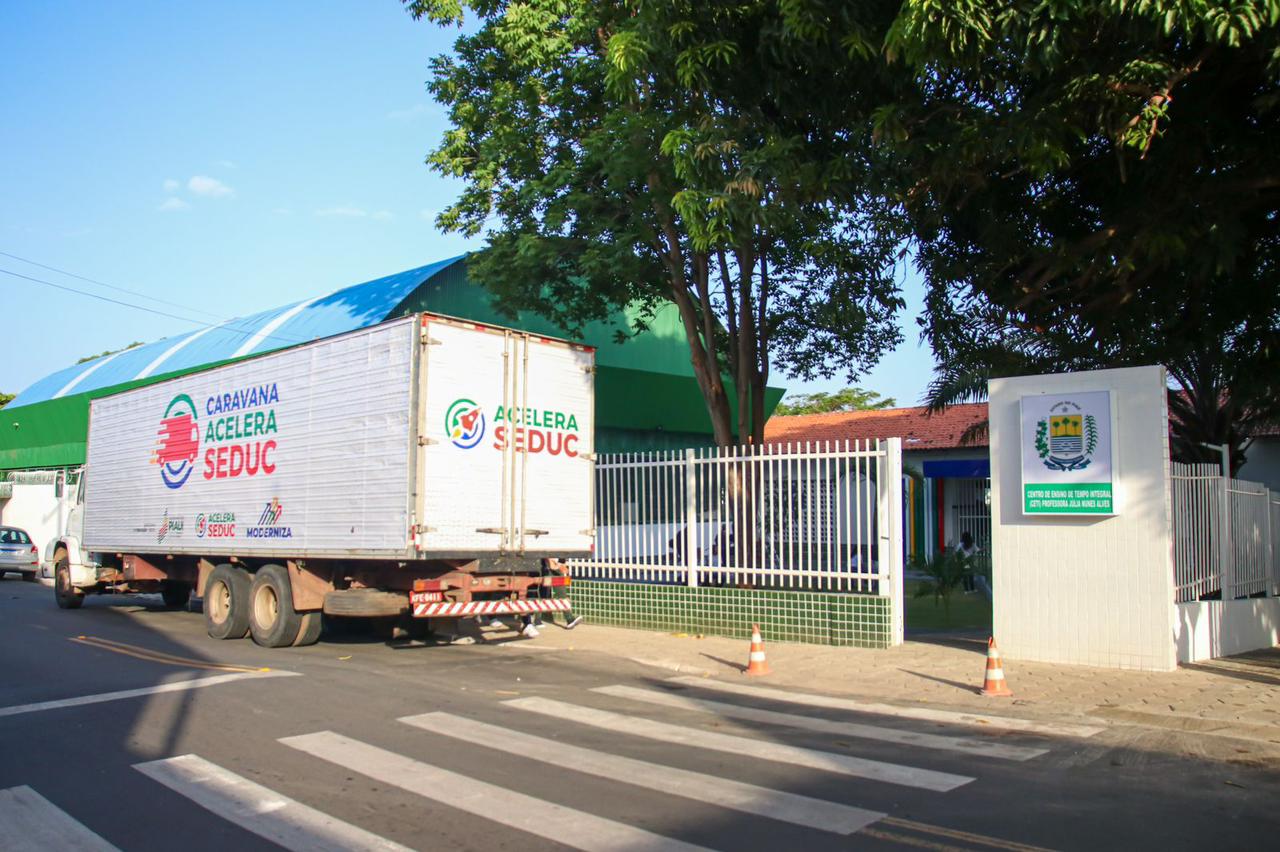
[528,558,583,632]
[956,531,978,593]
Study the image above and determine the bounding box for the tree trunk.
[647,181,736,447]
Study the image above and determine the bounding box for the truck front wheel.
[249,564,303,648]
[205,564,251,640]
[54,556,83,610]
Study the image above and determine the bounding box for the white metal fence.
[567,439,905,639]
[1171,461,1280,603]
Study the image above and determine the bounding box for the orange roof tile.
[763,403,990,450]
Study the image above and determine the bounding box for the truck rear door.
[417,316,594,557]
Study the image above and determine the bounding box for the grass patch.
[905,579,992,632]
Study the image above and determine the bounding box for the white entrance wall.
[1177,599,1280,662]
[989,366,1178,671]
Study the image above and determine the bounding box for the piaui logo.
[1034,401,1098,472]
[153,394,201,489]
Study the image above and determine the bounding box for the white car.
[0,526,40,581]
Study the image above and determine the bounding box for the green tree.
[911,548,975,623]
[774,387,897,416]
[404,0,911,445]
[76,341,143,365]
[876,1,1280,472]
[0,392,13,409]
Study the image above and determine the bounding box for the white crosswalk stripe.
[593,685,1049,761]
[666,676,1105,739]
[134,754,411,852]
[400,710,885,835]
[0,786,120,852]
[504,696,974,792]
[281,730,717,852]
[9,679,1072,849]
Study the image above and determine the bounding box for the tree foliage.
[911,547,975,621]
[76,342,143,365]
[404,0,912,445]
[774,387,897,416]
[877,0,1280,471]
[0,392,13,410]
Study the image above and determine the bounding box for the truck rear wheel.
[292,611,323,646]
[54,556,83,610]
[249,564,303,648]
[160,581,192,609]
[205,564,251,640]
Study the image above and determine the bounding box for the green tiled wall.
[569,581,892,648]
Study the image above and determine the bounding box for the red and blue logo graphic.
[257,497,283,526]
[153,394,200,489]
[246,497,292,539]
[445,398,485,449]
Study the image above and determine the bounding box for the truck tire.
[160,581,192,609]
[205,564,251,640]
[249,564,303,648]
[292,611,323,646]
[54,556,83,610]
[323,588,409,618]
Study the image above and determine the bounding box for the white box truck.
[47,313,595,647]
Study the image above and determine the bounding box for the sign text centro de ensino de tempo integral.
[1019,390,1115,515]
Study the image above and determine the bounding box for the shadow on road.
[699,652,747,673]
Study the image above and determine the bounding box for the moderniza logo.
[1034,400,1099,472]
[152,394,201,489]
[445,398,486,449]
[246,497,292,539]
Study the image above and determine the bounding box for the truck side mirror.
[55,471,64,498]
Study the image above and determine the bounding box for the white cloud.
[158,197,190,212]
[387,103,429,121]
[315,206,368,217]
[188,175,235,198]
[215,159,237,169]
[162,178,180,193]
[372,210,394,221]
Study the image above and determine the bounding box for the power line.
[0,267,307,348]
[0,250,228,323]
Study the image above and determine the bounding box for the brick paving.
[518,620,1280,752]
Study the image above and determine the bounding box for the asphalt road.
[1,576,1277,851]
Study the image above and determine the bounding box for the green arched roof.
[1,256,780,469]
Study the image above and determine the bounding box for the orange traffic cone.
[745,624,771,676]
[981,637,1013,697]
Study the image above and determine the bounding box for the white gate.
[1171,461,1280,603]
[568,438,905,644]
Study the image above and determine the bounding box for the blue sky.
[0,1,934,407]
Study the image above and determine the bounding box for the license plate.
[409,591,444,605]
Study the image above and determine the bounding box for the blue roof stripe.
[8,255,465,409]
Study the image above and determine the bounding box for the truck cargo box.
[82,314,595,560]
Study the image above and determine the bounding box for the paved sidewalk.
[503,620,1280,761]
